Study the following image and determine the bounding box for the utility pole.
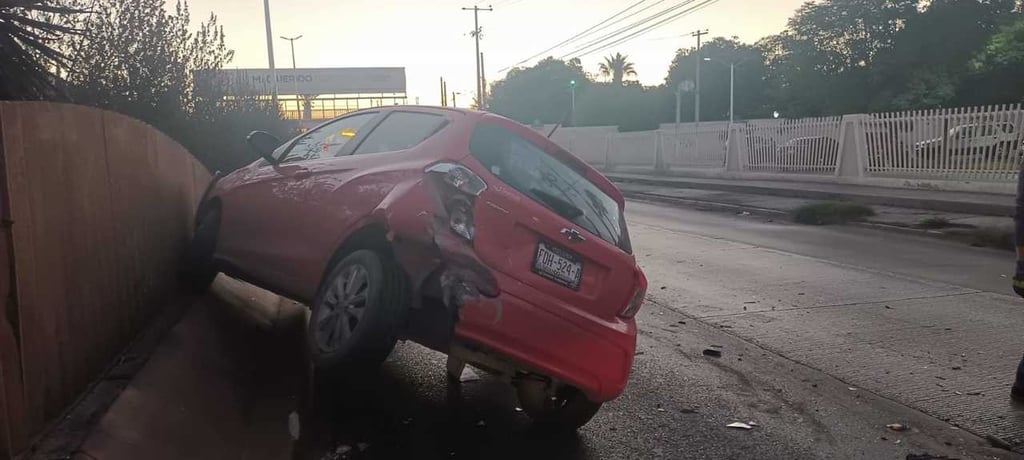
[452,92,458,108]
[462,5,493,109]
[280,35,302,69]
[263,0,278,105]
[691,29,708,125]
[479,52,487,109]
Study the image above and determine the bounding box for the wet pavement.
[72,201,1024,459]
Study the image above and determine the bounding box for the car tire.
[306,249,408,372]
[517,380,602,431]
[181,207,219,293]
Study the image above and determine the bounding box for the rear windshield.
[469,124,628,251]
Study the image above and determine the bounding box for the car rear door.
[465,119,637,320]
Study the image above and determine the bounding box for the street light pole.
[280,35,303,69]
[570,80,576,127]
[729,63,735,124]
[263,0,278,104]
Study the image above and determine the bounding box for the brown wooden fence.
[0,102,210,458]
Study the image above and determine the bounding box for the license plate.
[532,242,583,290]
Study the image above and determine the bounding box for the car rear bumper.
[453,269,637,402]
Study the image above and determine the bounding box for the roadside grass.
[793,202,875,225]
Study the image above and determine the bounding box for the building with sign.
[198,67,408,128]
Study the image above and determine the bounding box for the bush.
[793,202,875,225]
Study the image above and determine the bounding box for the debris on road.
[703,349,723,358]
[335,444,352,455]
[678,320,686,325]
[726,422,754,430]
[679,407,698,414]
[848,387,858,391]
[287,411,300,440]
[514,407,523,412]
[950,366,962,371]
[459,367,482,382]
[886,423,909,432]
[906,454,957,460]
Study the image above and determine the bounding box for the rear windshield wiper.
[530,188,584,220]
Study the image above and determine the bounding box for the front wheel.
[306,249,408,372]
[181,208,219,293]
[517,380,602,431]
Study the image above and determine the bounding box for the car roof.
[346,105,480,118]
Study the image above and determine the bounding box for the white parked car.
[914,122,1020,158]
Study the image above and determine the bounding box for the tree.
[598,52,637,85]
[969,16,1024,103]
[61,0,288,171]
[666,37,771,121]
[0,0,82,99]
[488,57,589,124]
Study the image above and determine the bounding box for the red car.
[184,106,647,429]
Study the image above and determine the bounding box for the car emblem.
[561,228,586,243]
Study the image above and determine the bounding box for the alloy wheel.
[315,264,370,352]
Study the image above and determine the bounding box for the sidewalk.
[67,277,307,460]
[607,172,1015,217]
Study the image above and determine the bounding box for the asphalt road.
[285,201,1022,460]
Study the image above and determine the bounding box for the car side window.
[352,112,447,156]
[278,113,377,164]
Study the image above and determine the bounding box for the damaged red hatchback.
[184,106,647,429]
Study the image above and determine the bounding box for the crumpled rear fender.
[371,175,500,315]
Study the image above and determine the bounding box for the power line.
[561,0,723,60]
[497,0,650,72]
[555,0,703,60]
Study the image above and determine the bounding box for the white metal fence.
[860,104,1024,182]
[742,117,844,174]
[659,126,729,168]
[547,103,1023,186]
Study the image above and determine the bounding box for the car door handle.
[291,167,312,179]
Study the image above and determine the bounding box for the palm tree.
[0,0,82,100]
[598,52,637,85]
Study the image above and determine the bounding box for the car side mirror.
[246,131,282,164]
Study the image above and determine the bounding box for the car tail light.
[618,286,646,319]
[425,162,488,241]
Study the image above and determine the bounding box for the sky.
[182,0,806,105]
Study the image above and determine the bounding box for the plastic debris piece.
[886,423,908,432]
[726,422,753,430]
[460,367,482,382]
[848,387,858,391]
[287,411,301,440]
[702,349,723,358]
[514,407,523,412]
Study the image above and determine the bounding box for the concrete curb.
[610,174,1014,217]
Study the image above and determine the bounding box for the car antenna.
[547,107,573,138]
